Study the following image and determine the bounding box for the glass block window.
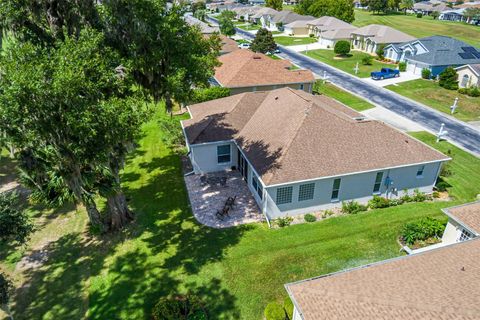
[217,144,231,163]
[331,178,341,200]
[416,165,425,177]
[298,183,315,201]
[252,174,263,200]
[373,172,383,193]
[458,229,473,242]
[276,186,293,205]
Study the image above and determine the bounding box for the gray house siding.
[189,141,238,174]
[264,161,442,218]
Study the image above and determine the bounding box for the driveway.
[207,17,480,157]
[361,71,422,87]
[283,42,325,52]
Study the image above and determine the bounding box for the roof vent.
[353,116,366,121]
[253,55,262,59]
[275,96,279,100]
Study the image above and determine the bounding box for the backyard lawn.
[240,23,261,31]
[386,79,480,122]
[1,107,479,319]
[275,36,318,46]
[314,81,375,111]
[304,49,396,78]
[353,10,480,47]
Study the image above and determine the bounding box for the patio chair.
[225,196,237,210]
[215,206,230,220]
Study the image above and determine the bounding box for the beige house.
[284,20,314,36]
[286,237,480,320]
[306,16,357,48]
[455,64,480,88]
[213,49,315,95]
[351,24,416,54]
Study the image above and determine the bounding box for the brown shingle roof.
[307,16,355,31]
[286,238,480,320]
[183,88,448,185]
[443,201,480,235]
[219,35,239,55]
[214,50,315,88]
[351,24,416,44]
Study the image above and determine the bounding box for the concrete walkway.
[213,17,480,157]
[361,72,422,87]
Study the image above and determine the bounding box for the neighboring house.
[442,201,480,245]
[351,24,416,54]
[413,0,448,15]
[318,28,357,48]
[250,7,279,25]
[284,20,315,36]
[268,11,315,31]
[306,16,355,37]
[384,36,480,77]
[439,8,467,22]
[219,35,239,55]
[212,50,315,94]
[185,15,220,35]
[285,237,480,320]
[455,64,480,88]
[181,88,449,220]
[232,5,262,21]
[248,0,265,5]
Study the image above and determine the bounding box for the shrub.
[284,297,294,319]
[435,181,450,192]
[432,191,440,198]
[398,62,406,72]
[322,209,334,218]
[375,44,386,59]
[468,86,480,97]
[458,88,468,95]
[362,55,373,65]
[421,68,431,79]
[401,217,446,245]
[190,87,230,104]
[239,15,245,21]
[412,189,427,202]
[341,200,368,214]
[309,33,315,38]
[276,216,293,227]
[334,40,351,56]
[368,195,391,209]
[304,213,316,222]
[438,67,459,90]
[264,302,285,320]
[389,198,403,206]
[416,13,423,18]
[400,189,413,203]
[152,295,208,320]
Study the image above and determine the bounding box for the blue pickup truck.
[370,68,400,80]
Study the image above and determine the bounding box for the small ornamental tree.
[375,44,386,59]
[251,28,278,54]
[421,68,431,79]
[439,67,459,90]
[266,0,283,11]
[0,192,34,245]
[219,15,236,36]
[334,40,351,56]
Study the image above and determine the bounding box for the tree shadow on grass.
[87,151,248,319]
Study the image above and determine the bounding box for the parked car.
[238,43,251,49]
[371,68,400,80]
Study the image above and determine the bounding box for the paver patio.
[184,170,264,228]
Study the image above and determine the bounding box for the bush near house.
[334,40,351,57]
[151,295,208,320]
[375,44,386,59]
[362,55,373,65]
[398,61,406,72]
[276,216,293,227]
[304,213,317,222]
[421,68,431,79]
[264,302,286,320]
[458,86,480,97]
[341,200,368,214]
[438,67,458,90]
[400,217,446,245]
[190,87,230,104]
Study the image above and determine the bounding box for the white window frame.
[217,144,231,164]
[276,186,293,205]
[457,229,473,242]
[331,178,341,202]
[373,172,383,194]
[298,183,315,202]
[416,165,425,178]
[252,174,263,200]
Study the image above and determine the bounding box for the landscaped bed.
[304,49,396,78]
[1,107,479,319]
[385,79,480,122]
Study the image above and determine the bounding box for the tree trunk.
[165,93,174,118]
[106,191,133,231]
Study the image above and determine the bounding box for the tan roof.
[286,238,480,320]
[183,88,448,185]
[351,24,416,44]
[285,19,315,28]
[219,35,239,55]
[185,15,220,34]
[251,7,279,19]
[444,201,480,234]
[214,50,315,88]
[321,28,357,40]
[307,16,355,31]
[271,11,315,24]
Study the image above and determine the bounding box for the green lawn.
[305,49,396,78]
[1,107,479,319]
[386,79,480,122]
[353,10,480,47]
[314,81,375,111]
[241,24,261,31]
[275,36,317,46]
